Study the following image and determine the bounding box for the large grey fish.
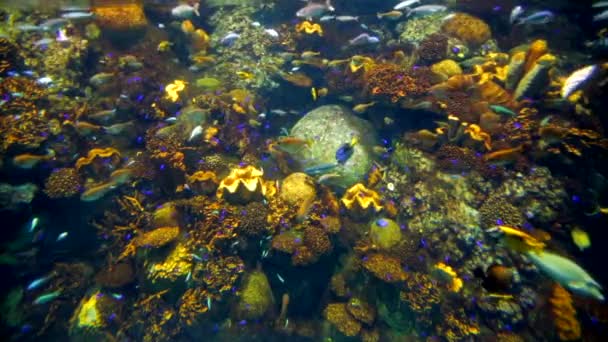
[296,0,334,18]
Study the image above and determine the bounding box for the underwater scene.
[2,0,608,340]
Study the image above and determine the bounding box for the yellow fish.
[157,41,172,52]
[301,51,321,59]
[353,101,376,113]
[571,228,591,251]
[236,71,254,80]
[377,10,403,20]
[310,87,328,101]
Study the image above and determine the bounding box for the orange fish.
[279,72,313,87]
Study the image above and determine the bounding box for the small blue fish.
[33,290,61,305]
[27,217,39,233]
[335,136,358,164]
[27,274,52,291]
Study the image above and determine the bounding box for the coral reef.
[441,13,492,47]
[417,33,449,63]
[362,253,407,283]
[217,165,269,204]
[365,63,429,102]
[237,201,269,236]
[341,183,383,220]
[479,193,524,228]
[44,168,82,199]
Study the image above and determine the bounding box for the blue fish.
[335,136,358,164]
[33,290,61,305]
[27,274,53,291]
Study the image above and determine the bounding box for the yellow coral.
[93,3,148,32]
[136,226,180,248]
[340,183,383,219]
[432,262,463,292]
[295,21,323,36]
[147,243,192,282]
[165,80,187,102]
[464,124,492,151]
[187,171,219,194]
[216,165,268,203]
[72,291,103,328]
[441,13,492,46]
[550,284,581,341]
[362,253,407,283]
[431,59,463,80]
[324,303,361,337]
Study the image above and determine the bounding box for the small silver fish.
[335,16,359,22]
[561,65,599,98]
[220,32,240,45]
[61,12,94,20]
[394,0,420,10]
[406,5,447,17]
[89,72,114,87]
[171,3,200,18]
[56,232,68,241]
[509,5,524,24]
[348,33,380,46]
[264,28,279,38]
[319,15,336,22]
[37,77,53,86]
[276,273,285,283]
[515,11,555,25]
[296,0,335,18]
[28,217,39,232]
[594,9,608,21]
[103,121,134,135]
[188,125,203,142]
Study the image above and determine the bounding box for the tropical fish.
[264,28,279,38]
[317,172,341,184]
[406,5,447,17]
[56,232,68,241]
[509,5,525,24]
[27,217,39,233]
[489,105,516,116]
[279,72,313,87]
[274,137,313,155]
[301,51,321,59]
[220,32,240,45]
[89,72,114,87]
[335,136,358,164]
[304,163,338,175]
[103,121,134,135]
[39,18,68,31]
[377,11,403,20]
[12,149,55,169]
[60,11,94,20]
[348,33,380,46]
[33,290,61,305]
[188,125,204,142]
[594,9,608,21]
[171,3,200,18]
[157,41,173,52]
[296,0,335,19]
[561,64,599,99]
[526,250,604,301]
[571,228,591,251]
[394,0,420,10]
[353,101,377,113]
[335,16,359,22]
[515,11,555,25]
[27,274,53,291]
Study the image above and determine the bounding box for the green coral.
[237,270,273,320]
[397,12,445,45]
[370,218,402,250]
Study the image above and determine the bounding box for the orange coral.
[550,284,581,341]
[93,3,148,32]
[441,13,491,46]
[187,171,218,194]
[341,183,383,219]
[136,226,180,248]
[216,165,268,203]
[75,147,121,171]
[362,253,407,283]
[324,303,361,337]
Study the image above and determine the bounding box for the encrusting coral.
[44,168,82,198]
[441,13,492,47]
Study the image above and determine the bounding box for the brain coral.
[479,193,524,229]
[442,13,491,47]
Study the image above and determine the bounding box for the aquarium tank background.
[0,0,608,340]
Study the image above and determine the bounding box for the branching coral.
[441,13,491,47]
[178,288,209,326]
[44,168,82,199]
[0,110,49,151]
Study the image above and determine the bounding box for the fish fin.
[193,3,200,16]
